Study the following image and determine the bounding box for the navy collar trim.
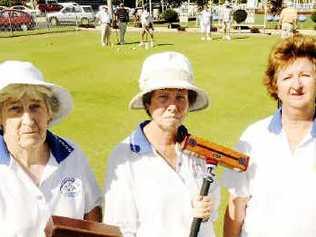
[129,121,190,155]
[268,108,316,137]
[0,135,10,166]
[0,130,74,166]
[129,120,152,154]
[268,109,283,134]
[310,114,316,137]
[46,131,74,163]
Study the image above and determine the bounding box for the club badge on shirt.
[60,177,81,197]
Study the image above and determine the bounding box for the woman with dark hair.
[103,51,220,237]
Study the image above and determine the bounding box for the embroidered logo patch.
[60,177,81,197]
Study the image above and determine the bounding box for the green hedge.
[233,9,248,23]
[311,11,316,23]
[163,9,179,23]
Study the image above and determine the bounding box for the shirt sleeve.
[221,129,253,198]
[74,145,102,214]
[103,143,139,236]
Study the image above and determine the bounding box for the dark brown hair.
[142,89,197,117]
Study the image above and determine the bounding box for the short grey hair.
[0,85,60,118]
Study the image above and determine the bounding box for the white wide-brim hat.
[0,60,73,126]
[129,51,209,112]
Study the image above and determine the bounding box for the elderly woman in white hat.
[103,52,220,237]
[0,61,102,236]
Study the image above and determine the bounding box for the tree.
[268,0,283,16]
[163,8,178,23]
[233,9,247,23]
[122,0,135,7]
[196,0,208,7]
[0,0,23,6]
[164,0,187,7]
[311,11,316,23]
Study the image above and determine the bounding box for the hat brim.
[129,78,209,112]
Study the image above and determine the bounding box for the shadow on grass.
[116,41,174,47]
[155,43,174,46]
[208,36,250,41]
[232,35,251,40]
[0,27,77,38]
[116,41,140,45]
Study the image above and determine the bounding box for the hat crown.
[139,52,194,91]
[0,60,45,85]
[129,51,209,112]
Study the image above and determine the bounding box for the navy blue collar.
[129,120,152,154]
[129,121,189,155]
[268,109,283,134]
[0,130,74,166]
[268,108,316,137]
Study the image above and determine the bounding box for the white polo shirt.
[222,109,316,237]
[0,166,49,237]
[200,10,211,25]
[140,10,152,27]
[103,121,220,237]
[96,10,112,25]
[0,131,102,236]
[221,6,232,23]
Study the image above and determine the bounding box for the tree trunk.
[107,0,113,17]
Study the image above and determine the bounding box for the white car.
[10,5,40,17]
[47,5,95,26]
[58,2,80,8]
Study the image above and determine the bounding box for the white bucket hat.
[129,51,209,112]
[0,60,73,126]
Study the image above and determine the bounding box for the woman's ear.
[46,109,53,126]
[44,101,53,126]
[47,114,53,126]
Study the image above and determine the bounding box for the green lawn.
[0,31,278,236]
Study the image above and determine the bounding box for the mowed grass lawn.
[1,31,279,235]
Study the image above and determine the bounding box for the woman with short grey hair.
[0,61,102,236]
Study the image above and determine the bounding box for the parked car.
[46,5,95,26]
[10,5,40,17]
[298,14,306,22]
[58,2,80,8]
[0,9,35,31]
[57,0,105,11]
[37,0,63,14]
